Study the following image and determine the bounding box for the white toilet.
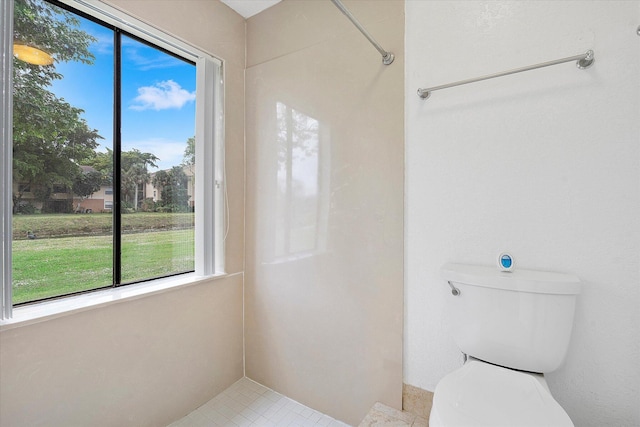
[429,263,581,427]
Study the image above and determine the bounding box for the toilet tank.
[441,263,581,373]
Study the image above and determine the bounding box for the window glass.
[12,0,113,304]
[120,35,196,283]
[11,0,200,305]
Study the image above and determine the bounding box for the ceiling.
[220,0,282,19]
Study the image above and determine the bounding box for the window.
[1,0,224,318]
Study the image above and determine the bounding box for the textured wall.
[405,1,640,426]
[244,1,404,425]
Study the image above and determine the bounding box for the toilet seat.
[429,359,574,427]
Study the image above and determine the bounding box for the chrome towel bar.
[417,50,594,100]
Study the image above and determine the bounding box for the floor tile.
[411,416,429,427]
[168,377,351,427]
[358,402,425,427]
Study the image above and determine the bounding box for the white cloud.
[130,80,195,111]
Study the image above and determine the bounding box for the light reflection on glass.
[275,102,324,258]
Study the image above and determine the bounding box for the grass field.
[12,213,195,304]
[12,212,194,240]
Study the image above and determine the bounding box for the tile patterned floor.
[168,377,350,427]
[357,403,428,427]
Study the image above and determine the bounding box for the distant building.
[76,166,113,213]
[145,165,195,208]
[13,165,194,213]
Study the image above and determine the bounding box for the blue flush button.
[498,253,513,272]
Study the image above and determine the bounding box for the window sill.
[0,272,229,331]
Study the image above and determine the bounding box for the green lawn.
[12,228,194,305]
[12,212,194,240]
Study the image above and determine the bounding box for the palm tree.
[121,149,158,210]
[123,163,147,210]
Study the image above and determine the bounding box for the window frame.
[0,0,225,321]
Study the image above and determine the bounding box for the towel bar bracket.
[448,281,460,297]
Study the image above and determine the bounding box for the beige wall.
[0,1,246,426]
[244,1,405,425]
[0,275,244,426]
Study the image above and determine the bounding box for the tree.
[85,148,160,210]
[12,0,102,212]
[152,166,189,211]
[72,168,102,211]
[85,149,113,185]
[182,136,195,170]
[152,170,170,194]
[181,136,195,207]
[121,149,159,210]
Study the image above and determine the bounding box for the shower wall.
[244,1,404,425]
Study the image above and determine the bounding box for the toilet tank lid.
[441,263,581,295]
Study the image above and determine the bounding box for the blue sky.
[51,14,196,171]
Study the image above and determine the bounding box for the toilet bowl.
[430,263,581,427]
[429,358,573,427]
